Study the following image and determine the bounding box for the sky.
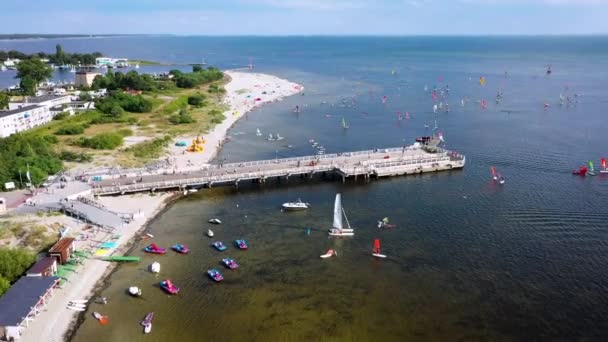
[1,0,607,35]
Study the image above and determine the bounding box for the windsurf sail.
[589,161,595,172]
[382,217,389,224]
[479,76,486,86]
[373,239,381,254]
[333,194,343,230]
[602,158,607,169]
[490,166,497,179]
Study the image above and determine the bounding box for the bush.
[169,108,196,125]
[0,248,35,295]
[126,135,172,159]
[78,132,124,150]
[187,94,206,107]
[59,150,93,163]
[0,134,63,187]
[53,112,69,120]
[97,92,152,114]
[117,128,133,137]
[55,124,86,135]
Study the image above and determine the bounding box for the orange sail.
[373,239,381,254]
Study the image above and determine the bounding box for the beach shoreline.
[16,70,303,342]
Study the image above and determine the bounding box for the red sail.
[490,166,497,178]
[602,158,607,169]
[373,239,381,253]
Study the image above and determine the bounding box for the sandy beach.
[14,70,302,342]
[166,70,303,172]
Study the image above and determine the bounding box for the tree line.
[0,44,103,66]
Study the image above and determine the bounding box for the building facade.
[8,94,71,111]
[75,70,101,88]
[0,105,52,138]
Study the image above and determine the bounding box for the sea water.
[2,36,608,340]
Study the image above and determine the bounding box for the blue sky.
[1,0,607,35]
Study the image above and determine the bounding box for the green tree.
[0,276,9,297]
[55,44,66,65]
[15,59,52,95]
[192,65,203,73]
[0,92,9,110]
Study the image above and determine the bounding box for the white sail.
[333,194,343,230]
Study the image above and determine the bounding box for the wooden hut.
[48,238,75,265]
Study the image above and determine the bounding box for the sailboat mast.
[342,207,352,229]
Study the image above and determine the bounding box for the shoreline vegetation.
[2,67,304,342]
[0,65,226,187]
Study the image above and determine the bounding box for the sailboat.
[372,239,387,258]
[341,117,349,129]
[601,158,608,173]
[491,166,505,184]
[276,133,284,141]
[256,128,262,136]
[267,133,275,141]
[328,194,354,236]
[490,166,498,181]
[588,160,597,176]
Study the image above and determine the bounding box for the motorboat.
[208,218,222,224]
[150,262,161,273]
[207,229,214,237]
[212,241,227,251]
[282,199,310,211]
[160,279,180,294]
[172,244,190,254]
[128,286,142,297]
[328,194,354,236]
[320,249,337,258]
[222,258,239,269]
[141,312,153,334]
[144,243,166,254]
[234,239,248,250]
[207,269,224,282]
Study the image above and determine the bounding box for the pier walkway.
[91,145,465,196]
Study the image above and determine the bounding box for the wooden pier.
[90,145,465,196]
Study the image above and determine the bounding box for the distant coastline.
[0,34,151,41]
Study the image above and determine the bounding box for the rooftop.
[48,237,75,253]
[27,257,56,275]
[0,105,42,119]
[0,276,59,326]
[13,94,71,104]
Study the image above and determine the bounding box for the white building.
[8,94,71,111]
[0,105,52,138]
[95,57,129,68]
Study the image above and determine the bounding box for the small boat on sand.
[212,241,227,251]
[141,312,154,334]
[208,218,222,224]
[150,262,160,273]
[282,199,310,211]
[207,229,214,237]
[207,269,224,282]
[372,239,387,258]
[234,239,248,250]
[160,279,180,295]
[144,243,166,254]
[67,306,85,312]
[172,244,190,254]
[222,258,239,269]
[320,249,337,258]
[128,286,142,297]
